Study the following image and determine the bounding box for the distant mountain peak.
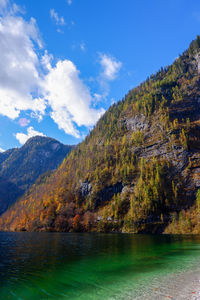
[1,38,200,233]
[0,136,74,215]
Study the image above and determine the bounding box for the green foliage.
[1,36,200,233]
[131,130,144,146]
[196,189,200,215]
[123,158,177,232]
[179,128,188,149]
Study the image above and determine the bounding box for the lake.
[0,233,200,299]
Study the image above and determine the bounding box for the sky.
[0,0,200,151]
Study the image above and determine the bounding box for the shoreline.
[129,269,200,300]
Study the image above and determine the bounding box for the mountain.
[1,37,200,233]
[0,148,16,165]
[0,136,73,215]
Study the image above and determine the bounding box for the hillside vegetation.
[1,37,200,233]
[0,136,73,215]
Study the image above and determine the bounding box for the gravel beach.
[127,270,200,300]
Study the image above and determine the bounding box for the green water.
[1,233,200,299]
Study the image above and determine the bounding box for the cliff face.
[0,136,73,215]
[1,37,200,233]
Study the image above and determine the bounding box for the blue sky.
[0,0,200,150]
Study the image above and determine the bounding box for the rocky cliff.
[1,37,200,233]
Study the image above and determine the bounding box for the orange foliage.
[72,214,81,231]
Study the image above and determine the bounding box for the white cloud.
[93,93,102,104]
[0,147,5,152]
[50,9,65,26]
[0,11,45,120]
[42,60,105,138]
[99,54,122,80]
[41,50,53,71]
[15,126,46,145]
[96,54,122,100]
[0,0,105,140]
[67,0,72,6]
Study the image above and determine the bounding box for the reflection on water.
[0,233,200,299]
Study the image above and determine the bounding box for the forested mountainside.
[1,37,200,233]
[0,136,73,215]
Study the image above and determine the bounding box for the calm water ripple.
[1,233,200,299]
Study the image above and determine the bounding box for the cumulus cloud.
[15,126,46,145]
[50,9,65,26]
[0,10,45,120]
[99,54,122,80]
[0,147,5,152]
[41,50,53,72]
[42,60,105,137]
[0,0,105,140]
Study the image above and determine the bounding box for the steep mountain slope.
[0,148,16,165]
[0,136,73,215]
[1,37,200,233]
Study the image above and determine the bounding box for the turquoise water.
[1,233,200,299]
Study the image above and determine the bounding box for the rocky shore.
[127,270,200,300]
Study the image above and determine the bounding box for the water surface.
[1,233,200,299]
